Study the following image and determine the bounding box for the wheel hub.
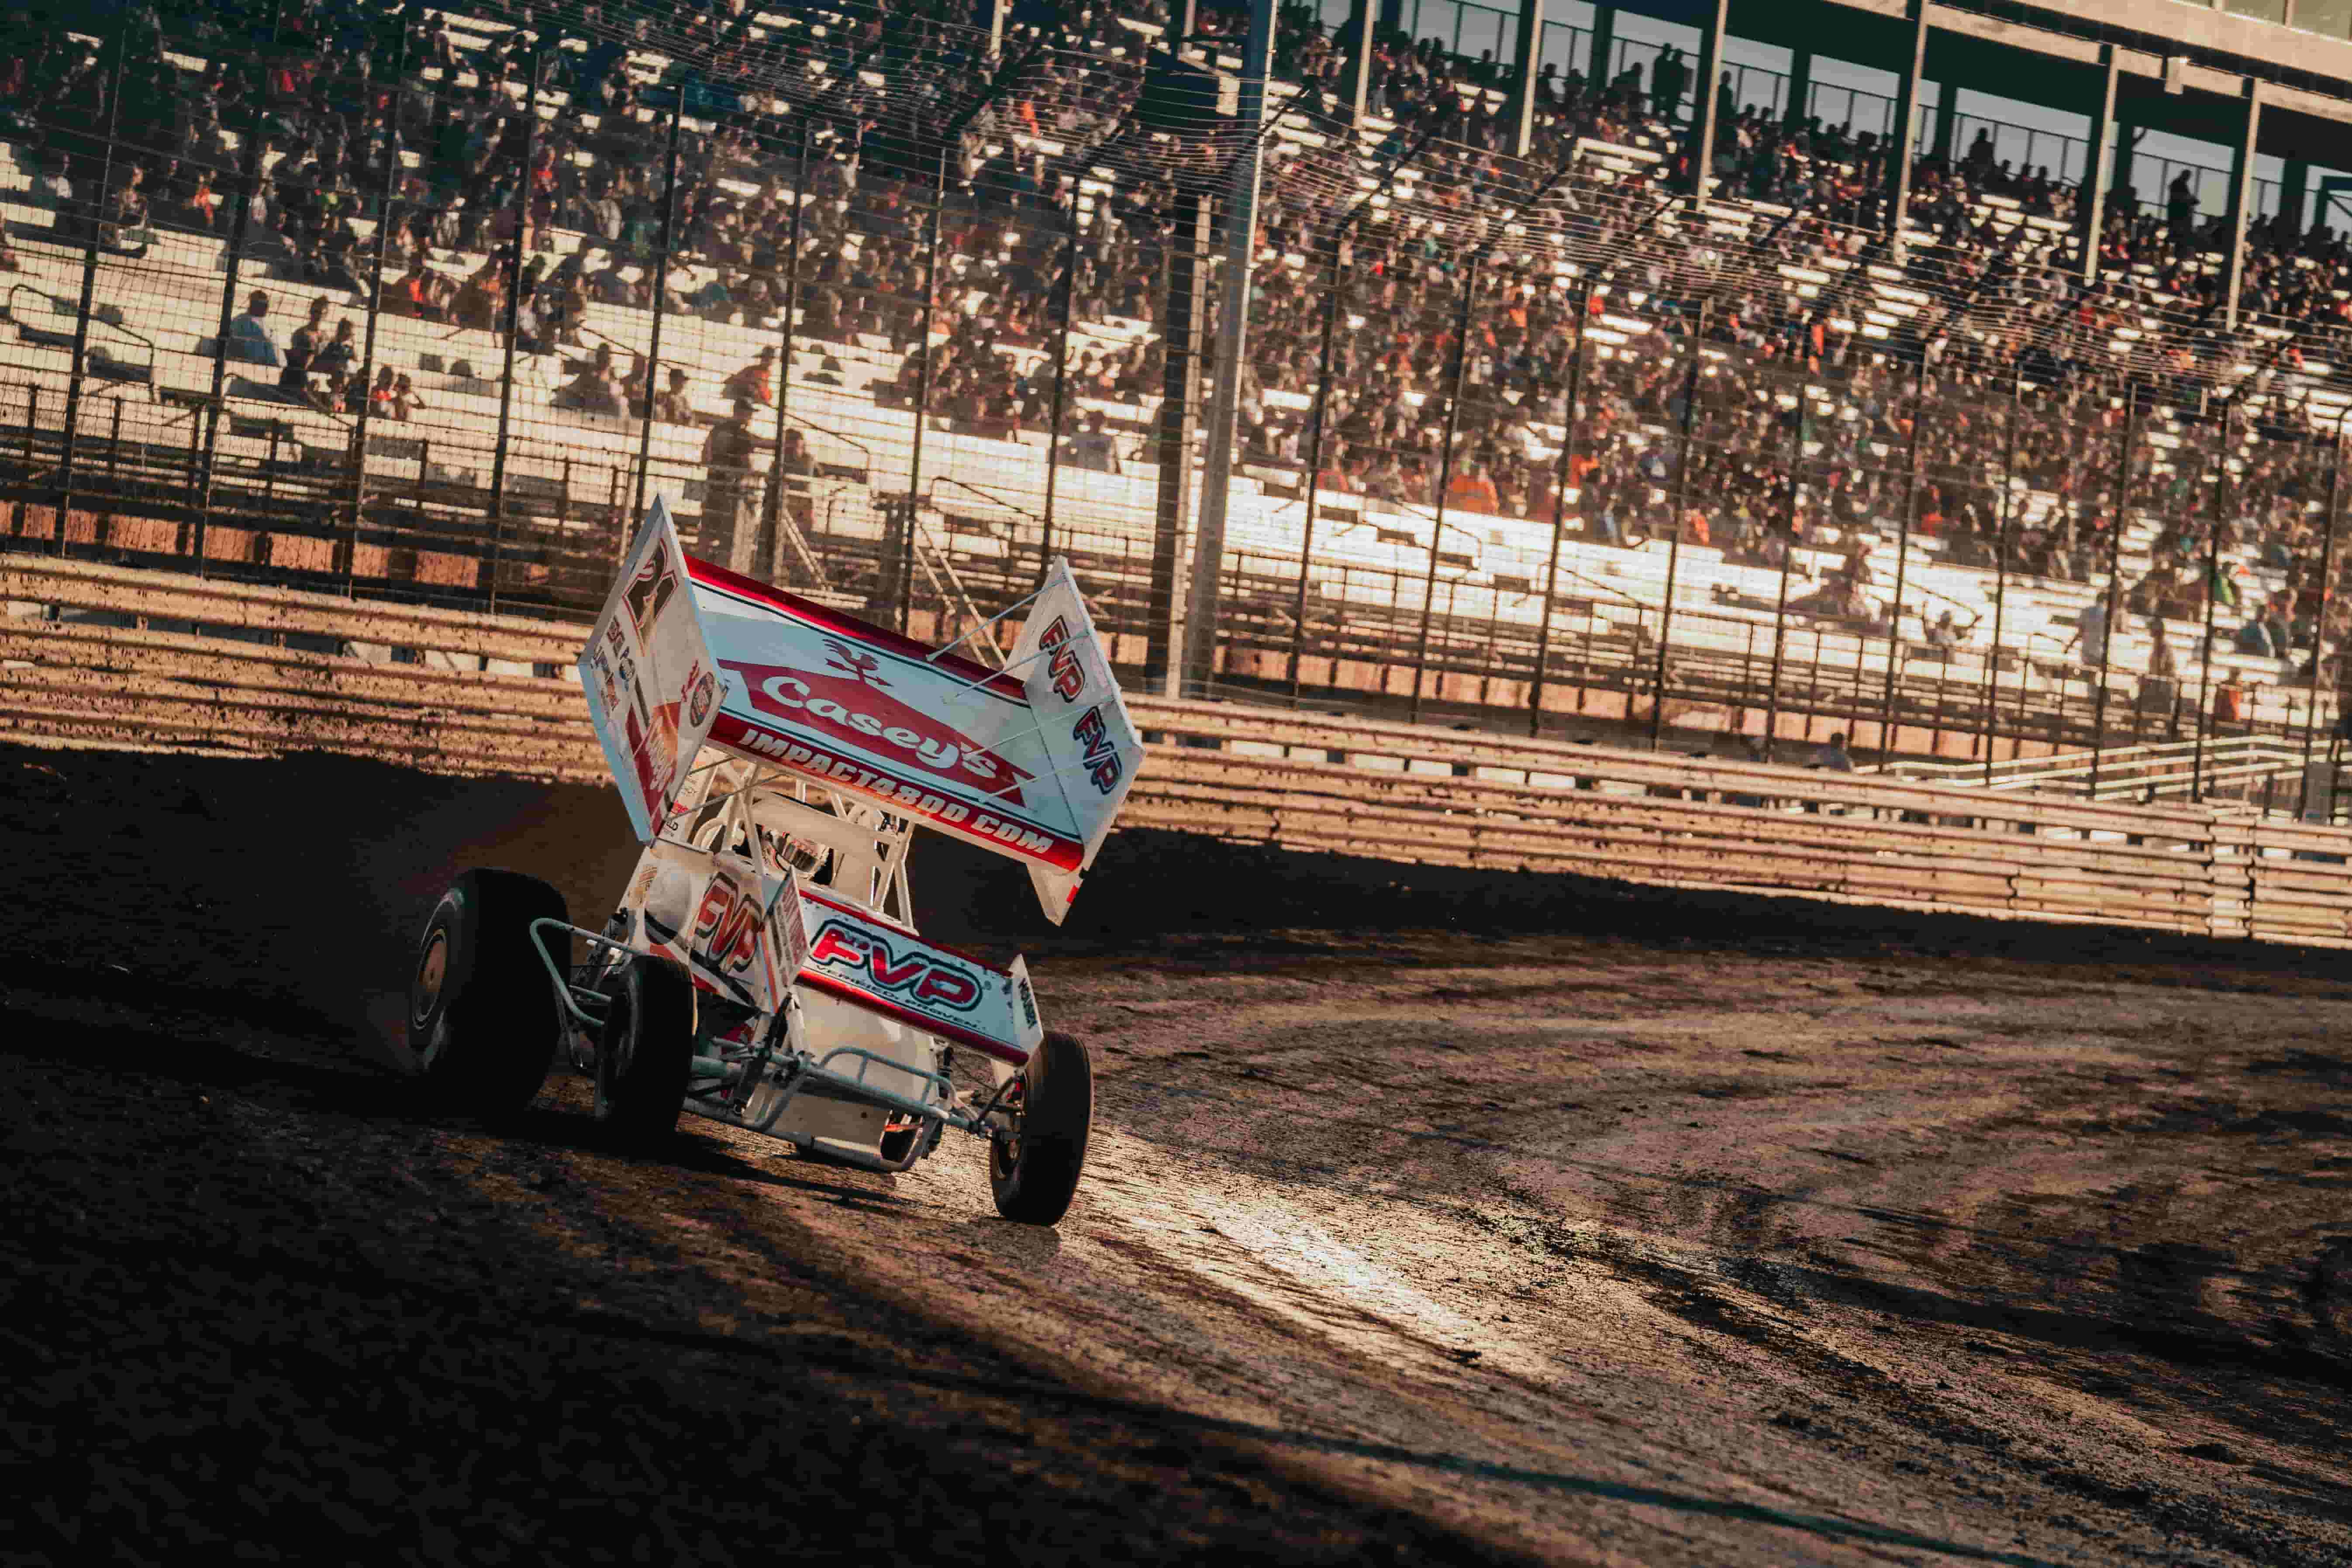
[411,930,450,1027]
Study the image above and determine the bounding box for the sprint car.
[405,497,1142,1224]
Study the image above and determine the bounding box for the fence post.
[2298,421,2346,816]
[1874,362,1925,763]
[1528,284,1592,736]
[56,23,126,557]
[1979,374,2022,784]
[195,49,277,576]
[1764,389,1801,759]
[632,89,687,520]
[1649,299,1708,749]
[1411,250,1477,725]
[345,28,407,596]
[900,142,949,634]
[2192,403,2235,803]
[765,119,810,584]
[1040,176,1079,584]
[484,43,542,614]
[2087,386,2136,800]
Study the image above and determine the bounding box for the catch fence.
[2,4,2350,814]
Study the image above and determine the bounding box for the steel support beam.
[1786,48,1812,127]
[1146,191,1210,695]
[1340,0,1376,126]
[2222,79,2263,332]
[1886,0,1930,248]
[1178,0,1274,700]
[1588,4,1615,85]
[2079,46,2118,285]
[1687,0,1727,210]
[1504,0,1543,159]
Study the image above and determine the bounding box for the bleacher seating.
[0,0,2342,769]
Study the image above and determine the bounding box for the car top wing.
[578,496,724,844]
[685,553,1142,924]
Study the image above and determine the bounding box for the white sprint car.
[405,497,1142,1224]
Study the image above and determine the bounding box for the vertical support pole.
[2222,80,2263,333]
[1648,303,1708,749]
[2080,46,2118,286]
[1504,0,1543,160]
[1930,80,1958,162]
[1412,254,1476,726]
[1686,0,1726,210]
[485,44,541,613]
[1288,221,1349,702]
[348,29,409,595]
[1875,365,1926,764]
[1587,4,1615,84]
[632,90,686,519]
[764,123,811,580]
[1886,0,1929,249]
[1179,0,1273,700]
[2300,424,2345,816]
[1341,0,1376,127]
[1764,393,1802,759]
[1528,285,1590,736]
[1980,376,2021,785]
[2088,386,2136,800]
[2193,410,2233,802]
[1785,49,1812,128]
[2282,157,2312,234]
[900,143,949,634]
[1040,177,1079,582]
[57,24,126,553]
[987,0,1007,59]
[1147,191,1209,694]
[196,60,274,573]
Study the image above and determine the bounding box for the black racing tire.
[407,868,568,1120]
[988,1031,1092,1226]
[594,955,697,1145]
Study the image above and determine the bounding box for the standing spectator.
[701,397,762,573]
[1816,731,1855,771]
[776,426,817,538]
[227,290,281,366]
[1060,410,1121,473]
[2065,596,2109,667]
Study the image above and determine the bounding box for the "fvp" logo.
[807,919,984,1011]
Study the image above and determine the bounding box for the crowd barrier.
[9,556,2351,948]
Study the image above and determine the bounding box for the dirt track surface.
[5,743,2352,1566]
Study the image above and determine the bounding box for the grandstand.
[7,0,2352,808]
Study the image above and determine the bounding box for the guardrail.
[8,557,2351,948]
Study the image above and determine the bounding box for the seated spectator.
[390,372,424,423]
[389,261,451,321]
[1815,732,1855,772]
[366,365,397,414]
[722,346,777,407]
[652,367,695,425]
[312,319,357,382]
[227,291,282,367]
[554,344,624,417]
[451,257,506,332]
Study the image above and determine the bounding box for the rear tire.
[595,955,697,1145]
[988,1032,1092,1226]
[408,869,568,1120]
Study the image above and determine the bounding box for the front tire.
[408,869,568,1119]
[988,1031,1092,1226]
[595,955,697,1145]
